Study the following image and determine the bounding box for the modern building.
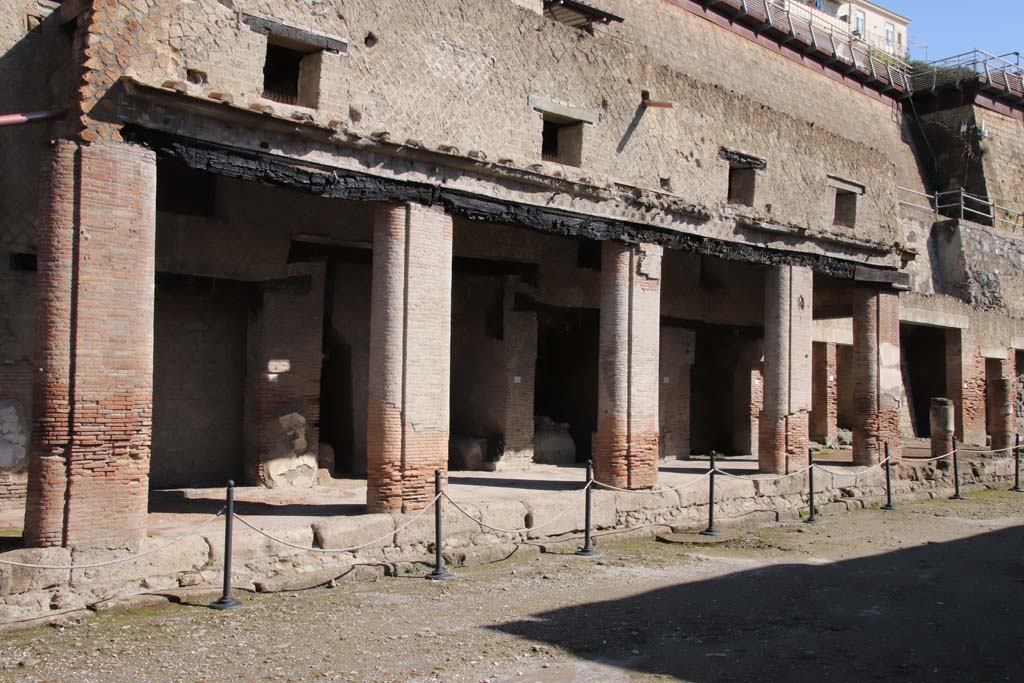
[787,0,911,58]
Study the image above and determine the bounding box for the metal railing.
[912,50,1024,97]
[777,0,909,59]
[696,0,912,92]
[897,186,1024,232]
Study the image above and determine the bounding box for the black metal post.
[805,448,818,524]
[701,451,719,537]
[951,437,964,500]
[426,469,455,581]
[577,460,600,556]
[882,442,895,511]
[1013,433,1022,493]
[209,481,242,610]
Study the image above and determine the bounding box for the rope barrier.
[443,486,588,535]
[816,457,890,478]
[231,492,442,554]
[593,471,711,494]
[714,466,811,481]
[0,512,223,570]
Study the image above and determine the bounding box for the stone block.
[206,523,314,564]
[0,548,70,595]
[526,491,612,539]
[70,536,210,589]
[313,514,395,553]
[393,500,481,548]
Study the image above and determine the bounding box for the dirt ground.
[1,490,1022,683]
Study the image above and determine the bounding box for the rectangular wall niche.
[829,176,865,228]
[719,148,766,208]
[245,15,348,109]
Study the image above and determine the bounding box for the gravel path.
[1,490,1022,682]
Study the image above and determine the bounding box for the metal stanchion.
[209,480,242,610]
[1013,434,1022,493]
[805,448,818,524]
[882,442,895,511]
[426,470,455,581]
[700,451,719,537]
[576,460,600,556]
[950,437,964,500]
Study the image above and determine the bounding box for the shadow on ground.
[492,526,1024,682]
[148,490,365,517]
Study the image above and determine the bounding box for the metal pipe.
[700,451,720,537]
[882,442,895,511]
[0,109,67,128]
[1013,434,1022,493]
[806,449,818,524]
[951,437,964,500]
[209,481,242,610]
[576,460,599,556]
[426,469,455,581]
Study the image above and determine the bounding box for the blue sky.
[885,0,1023,61]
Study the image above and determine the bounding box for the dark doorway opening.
[152,277,248,488]
[900,323,947,437]
[319,260,372,476]
[690,332,753,455]
[534,309,599,462]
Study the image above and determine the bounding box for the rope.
[816,457,890,478]
[232,493,441,554]
[714,466,811,481]
[903,449,957,463]
[0,512,223,570]
[442,485,588,534]
[592,471,711,494]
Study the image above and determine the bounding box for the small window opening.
[9,253,37,272]
[541,116,584,167]
[727,164,757,207]
[833,188,858,228]
[262,37,323,108]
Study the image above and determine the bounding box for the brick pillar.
[810,342,839,445]
[930,397,955,458]
[758,265,813,473]
[594,242,662,488]
[852,289,901,465]
[366,203,453,513]
[946,329,986,445]
[987,360,1011,450]
[24,140,156,548]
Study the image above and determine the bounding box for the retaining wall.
[0,456,1016,625]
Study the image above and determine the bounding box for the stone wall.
[0,454,1015,623]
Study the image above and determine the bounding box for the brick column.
[945,329,986,445]
[24,140,156,548]
[594,242,662,488]
[758,265,813,473]
[495,281,537,469]
[366,203,453,513]
[811,342,839,445]
[988,354,1016,451]
[852,289,901,465]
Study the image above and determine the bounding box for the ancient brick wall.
[811,342,839,445]
[0,270,33,510]
[659,327,694,460]
[47,0,914,257]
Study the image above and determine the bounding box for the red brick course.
[758,266,813,473]
[852,289,901,465]
[811,342,838,445]
[24,140,156,549]
[366,203,453,513]
[595,242,662,489]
